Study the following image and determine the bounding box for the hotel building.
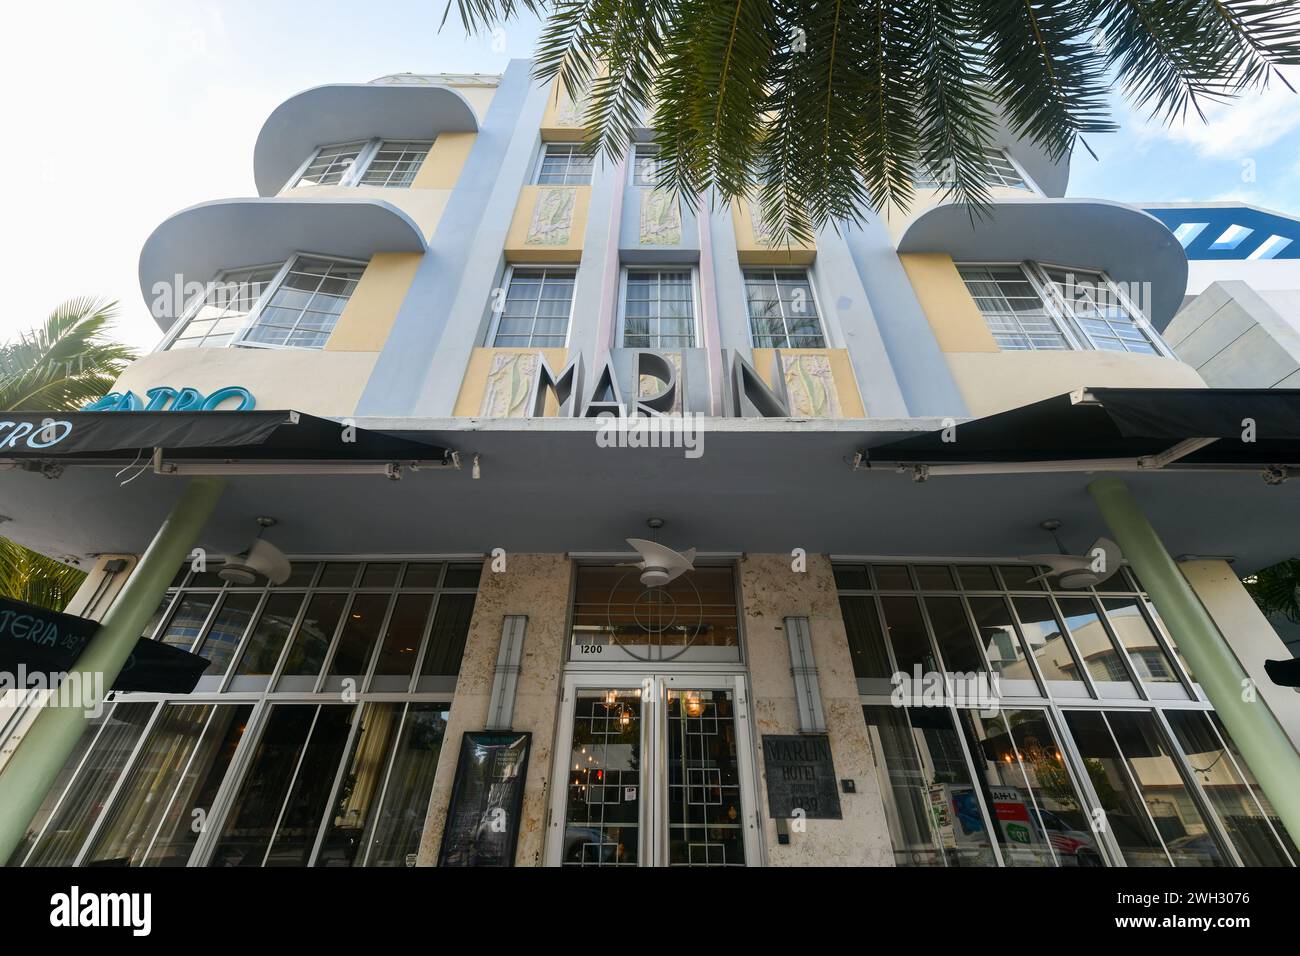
[1,62,1298,868]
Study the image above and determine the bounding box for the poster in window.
[438,731,531,867]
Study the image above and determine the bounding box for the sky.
[1,1,1298,352]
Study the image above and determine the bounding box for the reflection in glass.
[1056,597,1136,696]
[960,709,1100,866]
[19,703,154,866]
[1103,711,1227,865]
[1011,598,1087,695]
[195,594,260,676]
[1101,597,1183,689]
[862,705,997,866]
[316,703,403,866]
[563,690,641,866]
[666,690,746,866]
[84,704,216,865]
[231,593,304,677]
[1063,710,1170,866]
[279,593,347,677]
[158,593,217,651]
[1164,710,1294,866]
[352,704,449,867]
[1204,712,1298,863]
[967,597,1038,695]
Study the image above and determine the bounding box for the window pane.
[742,269,826,348]
[839,596,892,680]
[195,593,261,676]
[622,271,696,348]
[1056,597,1137,696]
[924,597,985,674]
[1011,597,1088,696]
[20,702,155,866]
[241,257,364,350]
[878,596,938,674]
[862,705,998,866]
[1103,711,1228,866]
[279,592,348,678]
[1002,709,1101,865]
[420,592,477,676]
[315,703,404,866]
[328,594,391,677]
[209,705,318,866]
[158,593,217,651]
[83,703,216,865]
[360,704,450,866]
[264,706,356,866]
[372,594,434,677]
[1204,712,1298,862]
[493,268,575,347]
[232,593,304,677]
[1101,597,1183,689]
[1165,710,1294,866]
[1063,710,1171,866]
[967,596,1039,696]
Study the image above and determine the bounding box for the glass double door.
[546,673,760,867]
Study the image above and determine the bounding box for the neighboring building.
[1,63,1299,869]
[1150,202,1300,389]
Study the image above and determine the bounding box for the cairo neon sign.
[84,385,256,412]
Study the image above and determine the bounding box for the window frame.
[912,147,1039,194]
[288,137,434,191]
[741,266,830,350]
[230,253,369,352]
[616,265,702,350]
[532,142,595,186]
[630,143,661,188]
[485,263,578,349]
[156,261,289,353]
[958,260,1170,356]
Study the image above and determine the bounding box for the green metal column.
[0,476,225,863]
[1089,476,1300,840]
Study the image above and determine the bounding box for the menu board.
[438,731,532,867]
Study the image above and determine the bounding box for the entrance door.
[545,673,760,866]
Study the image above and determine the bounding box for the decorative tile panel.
[639,189,682,245]
[479,351,540,417]
[526,187,577,245]
[781,353,843,418]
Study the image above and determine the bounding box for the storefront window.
[17,558,473,869]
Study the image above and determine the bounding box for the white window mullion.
[231,257,297,349]
[342,139,383,188]
[1023,262,1088,351]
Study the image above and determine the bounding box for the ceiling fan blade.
[626,538,694,573]
[1085,537,1124,583]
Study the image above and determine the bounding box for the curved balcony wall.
[138,196,428,332]
[897,198,1188,330]
[253,83,480,196]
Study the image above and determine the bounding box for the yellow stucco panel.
[899,252,999,353]
[945,350,1205,418]
[505,185,590,263]
[413,132,476,189]
[752,348,866,418]
[454,347,570,417]
[540,75,595,141]
[325,252,424,352]
[731,200,816,265]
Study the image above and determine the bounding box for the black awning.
[0,410,448,462]
[866,388,1300,465]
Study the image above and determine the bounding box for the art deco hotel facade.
[0,61,1298,869]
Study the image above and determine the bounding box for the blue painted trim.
[1145,205,1300,260]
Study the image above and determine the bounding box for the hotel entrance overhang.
[3,390,1300,570]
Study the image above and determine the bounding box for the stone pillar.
[416,554,571,866]
[1089,476,1300,839]
[739,553,894,865]
[0,477,225,862]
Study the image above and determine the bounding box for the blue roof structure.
[1144,204,1300,261]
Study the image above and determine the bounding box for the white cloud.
[1128,67,1300,159]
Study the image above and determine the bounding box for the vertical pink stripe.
[697,205,725,415]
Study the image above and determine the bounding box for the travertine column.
[417,554,571,866]
[740,553,894,865]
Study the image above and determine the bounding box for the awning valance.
[864,388,1300,467]
[0,410,449,463]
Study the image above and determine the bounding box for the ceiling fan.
[620,518,696,587]
[1018,520,1124,589]
[214,517,292,586]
